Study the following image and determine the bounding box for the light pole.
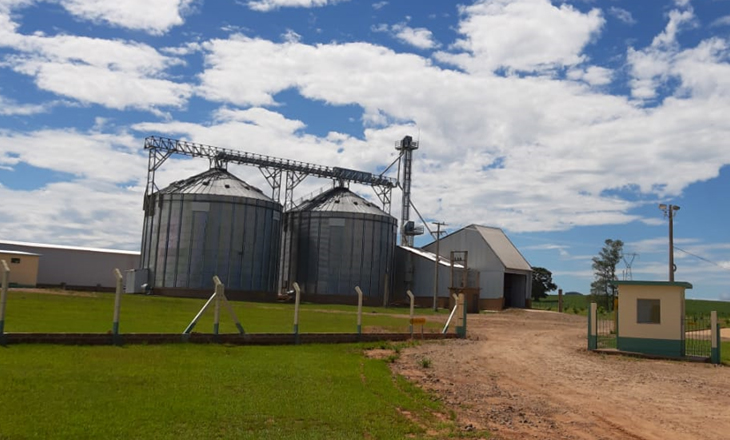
[659,204,680,282]
[432,222,446,311]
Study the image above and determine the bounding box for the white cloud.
[281,29,302,43]
[0,129,144,183]
[435,0,605,73]
[372,22,439,50]
[567,66,613,86]
[57,0,195,35]
[608,7,636,25]
[392,24,438,50]
[246,0,346,12]
[711,15,730,28]
[0,9,193,110]
[0,93,53,115]
[193,32,730,233]
[372,1,387,10]
[0,129,147,248]
[627,5,730,102]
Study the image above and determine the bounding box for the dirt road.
[392,309,730,440]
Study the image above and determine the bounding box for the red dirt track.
[392,309,730,440]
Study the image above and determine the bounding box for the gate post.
[711,311,720,364]
[455,293,467,338]
[0,260,9,345]
[588,302,597,350]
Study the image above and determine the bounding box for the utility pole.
[659,204,680,282]
[432,222,446,311]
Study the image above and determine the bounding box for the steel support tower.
[143,136,397,212]
[396,135,420,246]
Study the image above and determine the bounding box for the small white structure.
[0,240,139,290]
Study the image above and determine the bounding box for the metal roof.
[472,225,532,271]
[160,168,274,202]
[399,245,464,268]
[0,250,41,256]
[291,186,391,217]
[0,240,140,256]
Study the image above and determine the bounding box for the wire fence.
[685,315,712,358]
[596,312,617,349]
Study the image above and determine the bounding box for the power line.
[674,246,729,270]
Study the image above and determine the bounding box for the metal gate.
[596,311,617,349]
[684,315,712,358]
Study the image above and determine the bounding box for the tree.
[590,239,624,310]
[531,267,557,301]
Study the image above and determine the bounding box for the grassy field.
[3,290,447,334]
[532,294,730,322]
[0,342,483,439]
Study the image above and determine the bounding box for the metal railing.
[685,315,712,358]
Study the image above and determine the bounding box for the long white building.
[0,240,139,290]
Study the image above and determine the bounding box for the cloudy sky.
[0,0,729,300]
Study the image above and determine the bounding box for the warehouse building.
[415,225,532,311]
[0,240,139,290]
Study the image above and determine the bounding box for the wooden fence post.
[558,288,563,313]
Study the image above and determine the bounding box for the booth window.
[10,257,21,264]
[637,299,661,324]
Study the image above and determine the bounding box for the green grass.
[3,290,445,334]
[723,341,730,365]
[0,343,478,439]
[532,294,730,323]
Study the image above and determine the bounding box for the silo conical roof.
[160,168,274,202]
[293,186,389,216]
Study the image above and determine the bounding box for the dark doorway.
[503,273,527,308]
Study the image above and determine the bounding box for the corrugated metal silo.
[141,168,281,294]
[282,186,397,303]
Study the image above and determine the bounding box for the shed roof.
[0,250,41,257]
[398,245,464,268]
[0,240,139,256]
[160,168,274,202]
[471,225,531,271]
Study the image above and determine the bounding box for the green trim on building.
[617,336,683,357]
[610,280,693,289]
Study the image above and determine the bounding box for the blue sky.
[1,0,729,300]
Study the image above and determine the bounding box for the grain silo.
[282,186,397,304]
[140,167,282,297]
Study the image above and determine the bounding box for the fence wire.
[685,315,712,358]
[596,311,616,349]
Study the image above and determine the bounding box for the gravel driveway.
[392,309,730,440]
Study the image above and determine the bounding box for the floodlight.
[658,204,667,210]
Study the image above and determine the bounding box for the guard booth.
[613,281,691,357]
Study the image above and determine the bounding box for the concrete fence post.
[355,286,364,336]
[588,302,598,350]
[213,276,223,336]
[112,268,123,345]
[456,293,467,338]
[293,282,301,344]
[406,290,415,336]
[0,260,9,345]
[711,311,720,364]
